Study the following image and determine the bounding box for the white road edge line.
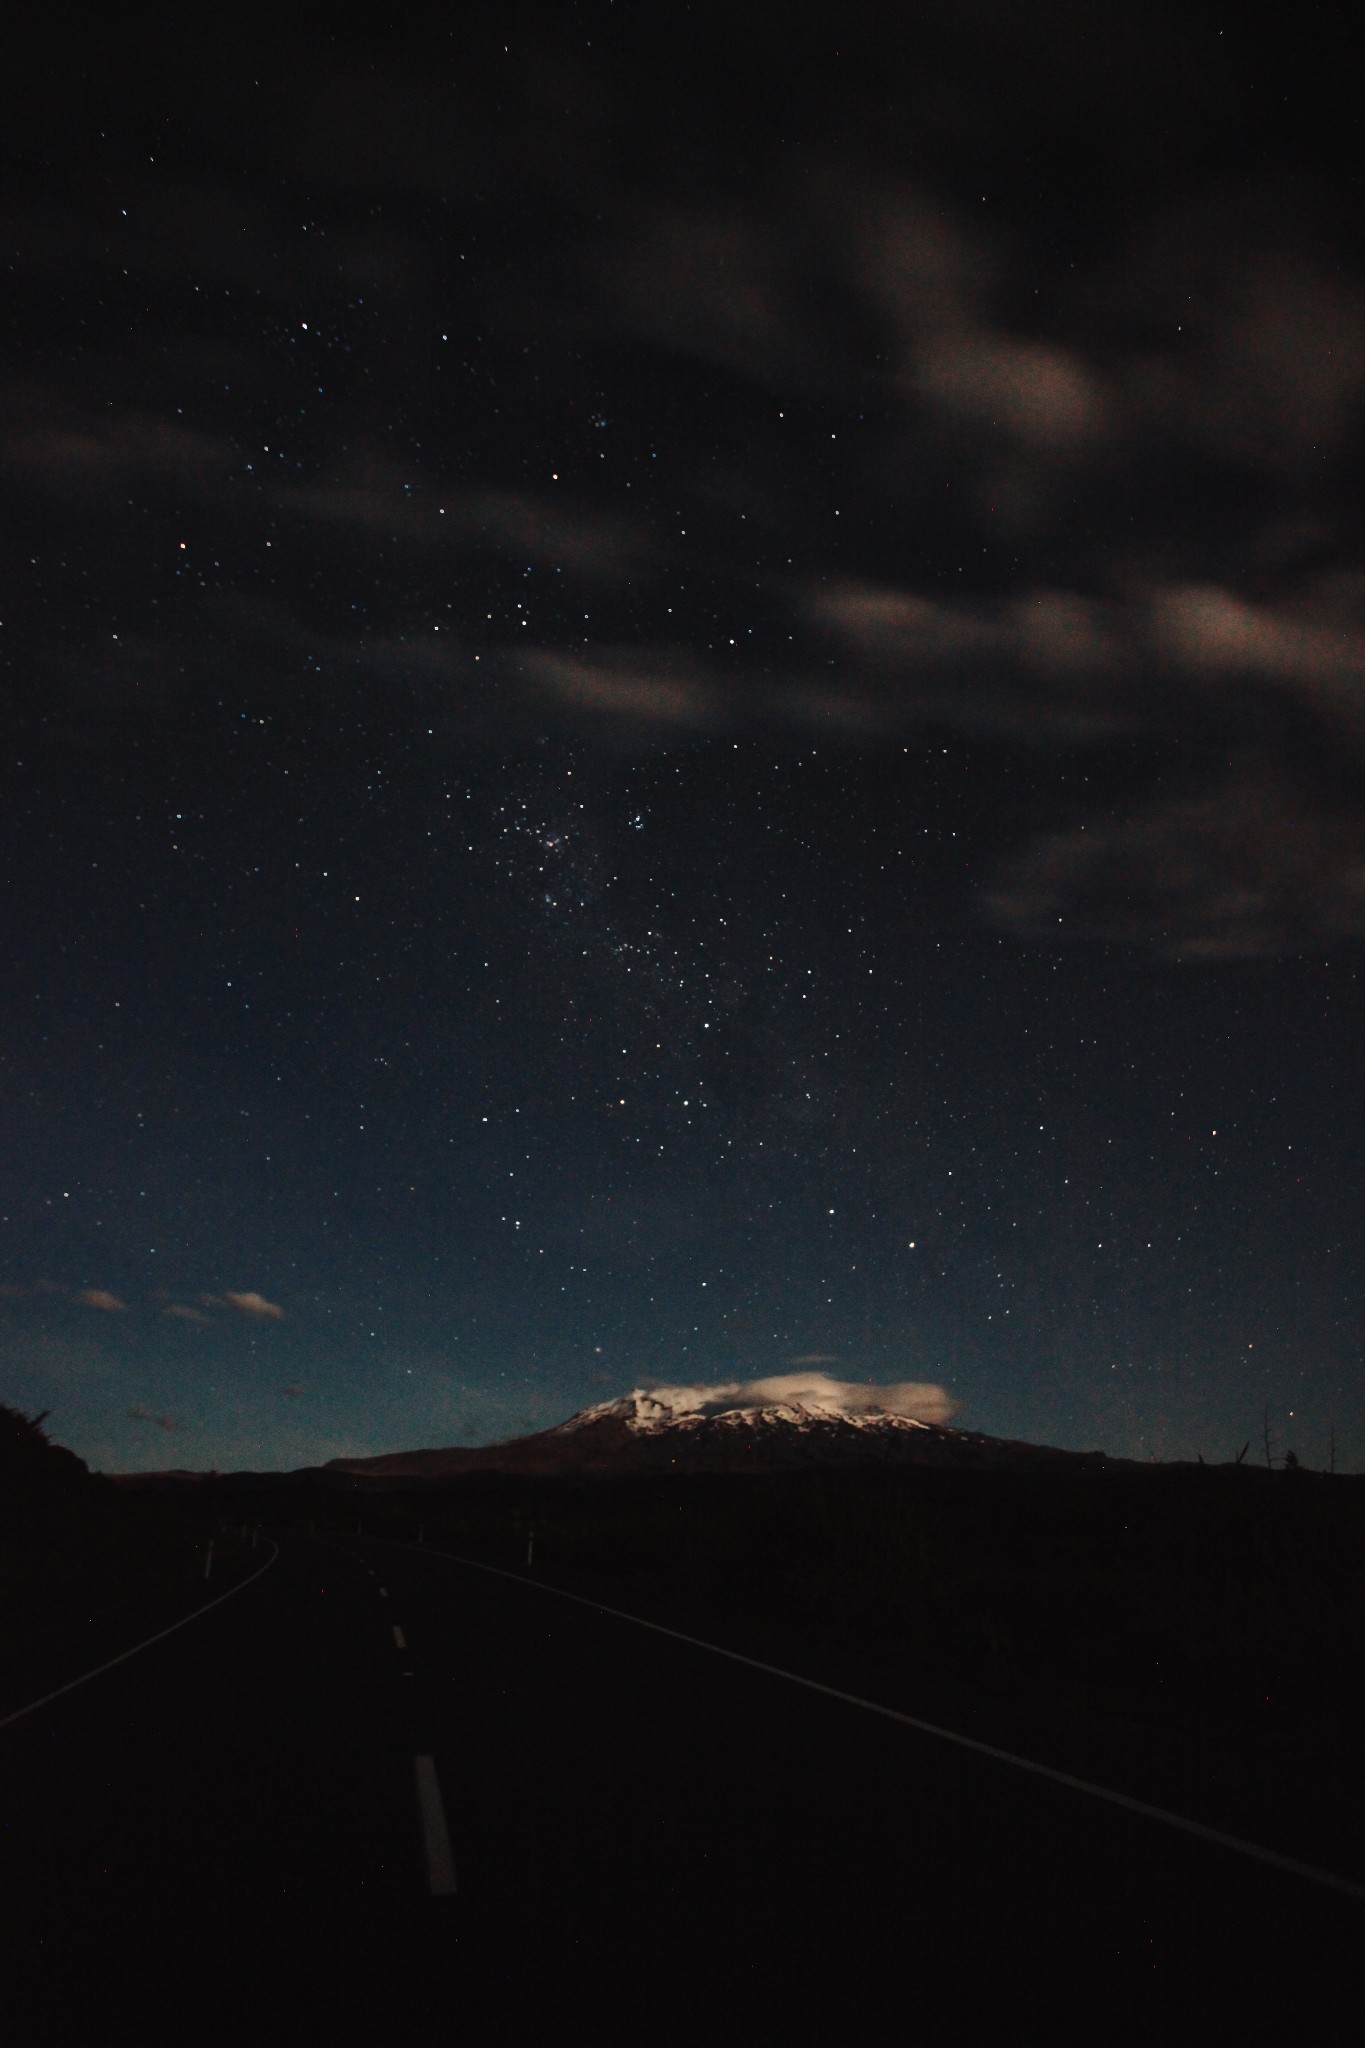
[398,1541,1365,1905]
[414,1752,457,1896]
[393,1624,407,1649]
[0,1541,282,1734]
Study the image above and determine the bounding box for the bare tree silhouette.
[1262,1405,1280,1471]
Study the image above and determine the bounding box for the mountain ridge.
[320,1384,1120,1478]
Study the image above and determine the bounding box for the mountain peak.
[554,1373,955,1439]
[320,1374,1107,1479]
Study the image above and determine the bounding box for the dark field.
[92,1453,1365,1890]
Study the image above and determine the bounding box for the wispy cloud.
[76,1288,127,1312]
[523,648,727,730]
[638,1374,956,1425]
[220,1291,285,1320]
[984,768,1365,958]
[5,395,235,503]
[127,1405,181,1434]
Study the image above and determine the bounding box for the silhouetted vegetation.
[0,1405,253,1717]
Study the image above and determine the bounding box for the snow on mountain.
[319,1372,1103,1477]
[554,1373,955,1438]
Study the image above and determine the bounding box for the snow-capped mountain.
[323,1374,1103,1478]
[554,1376,946,1438]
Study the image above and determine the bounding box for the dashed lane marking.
[414,1754,458,1897]
[393,1625,407,1650]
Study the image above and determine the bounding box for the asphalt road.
[4,1529,1359,2041]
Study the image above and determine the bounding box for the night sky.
[3,7,1364,1473]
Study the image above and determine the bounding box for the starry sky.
[3,6,1364,1473]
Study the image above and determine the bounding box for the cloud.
[985,767,1365,958]
[579,160,1365,954]
[465,491,648,580]
[806,571,1365,721]
[744,1373,956,1423]
[599,202,803,383]
[7,17,1365,965]
[195,1290,284,1319]
[802,570,1365,951]
[127,1405,181,1434]
[291,475,648,579]
[1147,583,1365,702]
[638,1374,956,1426]
[220,1291,285,1320]
[164,1303,211,1324]
[5,394,234,503]
[844,176,989,347]
[916,335,1107,450]
[1107,193,1365,476]
[76,1289,127,1312]
[799,578,1138,740]
[281,1384,305,1398]
[523,648,727,731]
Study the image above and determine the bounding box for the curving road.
[3,1530,1359,2040]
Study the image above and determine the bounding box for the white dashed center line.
[414,1754,457,1897]
[393,1625,407,1650]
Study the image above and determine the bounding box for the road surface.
[3,1530,1358,2039]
